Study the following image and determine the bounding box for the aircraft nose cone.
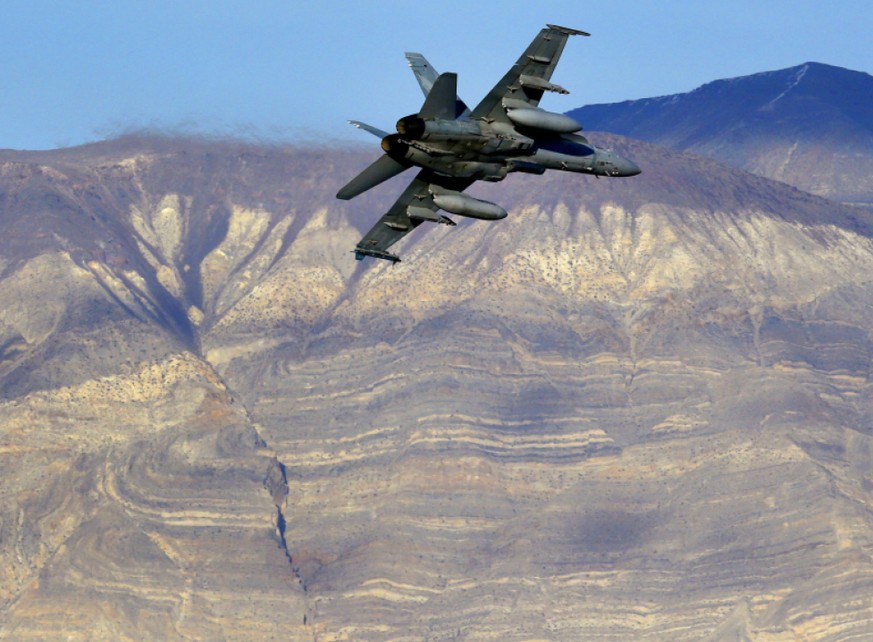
[619,158,641,177]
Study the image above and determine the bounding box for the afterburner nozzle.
[396,115,426,139]
[381,134,409,158]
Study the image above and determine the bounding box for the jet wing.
[354,171,475,263]
[470,24,589,126]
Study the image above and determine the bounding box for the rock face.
[567,63,873,208]
[2,135,873,640]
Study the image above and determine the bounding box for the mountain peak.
[568,62,873,206]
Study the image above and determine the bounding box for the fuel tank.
[506,108,582,134]
[431,191,507,220]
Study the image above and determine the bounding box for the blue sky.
[0,0,870,150]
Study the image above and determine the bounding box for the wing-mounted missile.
[429,186,507,220]
[407,206,456,226]
[518,74,570,95]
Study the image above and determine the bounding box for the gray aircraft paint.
[337,24,640,263]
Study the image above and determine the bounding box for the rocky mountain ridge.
[1,134,873,640]
[567,62,873,208]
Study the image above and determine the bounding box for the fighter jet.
[338,24,641,263]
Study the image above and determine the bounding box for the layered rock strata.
[1,136,872,640]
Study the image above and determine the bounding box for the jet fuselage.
[383,114,640,182]
[337,24,642,263]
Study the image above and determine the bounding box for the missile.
[408,206,456,226]
[506,107,582,133]
[431,192,507,220]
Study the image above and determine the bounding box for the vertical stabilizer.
[406,54,470,117]
[418,73,459,119]
[405,52,439,97]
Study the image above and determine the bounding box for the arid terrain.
[1,131,873,640]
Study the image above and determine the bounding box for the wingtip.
[546,24,590,37]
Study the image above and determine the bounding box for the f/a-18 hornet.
[337,24,641,263]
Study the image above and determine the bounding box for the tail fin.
[405,52,439,97]
[418,73,459,119]
[406,53,470,118]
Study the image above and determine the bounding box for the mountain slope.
[568,63,873,207]
[1,136,873,640]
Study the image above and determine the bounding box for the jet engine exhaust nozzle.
[396,116,426,139]
[381,134,410,158]
[396,116,483,141]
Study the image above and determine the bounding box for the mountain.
[2,135,873,640]
[567,63,873,207]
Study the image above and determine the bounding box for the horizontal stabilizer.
[336,154,409,200]
[349,120,389,139]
